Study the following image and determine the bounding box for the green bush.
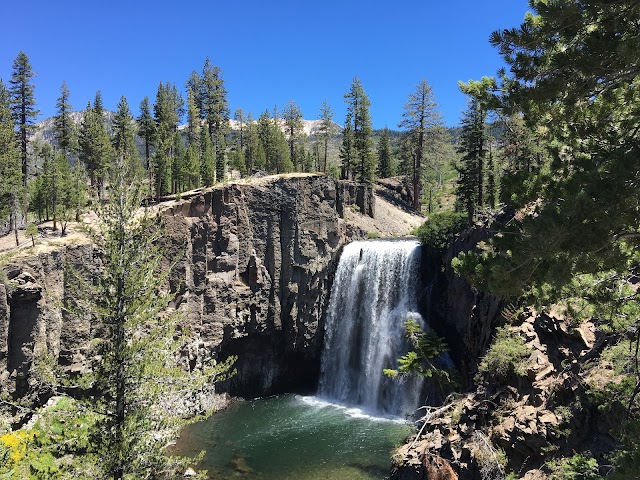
[412,211,467,253]
[478,327,530,380]
[550,454,601,480]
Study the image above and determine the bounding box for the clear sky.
[0,0,531,128]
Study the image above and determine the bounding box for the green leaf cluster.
[384,319,458,392]
[0,397,101,479]
[550,454,601,480]
[478,326,530,380]
[412,211,467,253]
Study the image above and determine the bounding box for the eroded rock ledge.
[0,174,378,401]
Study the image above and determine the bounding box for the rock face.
[0,175,373,400]
[392,309,613,479]
[0,246,96,397]
[418,226,503,383]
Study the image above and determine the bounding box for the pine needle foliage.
[384,319,458,393]
[412,211,467,254]
[66,160,235,479]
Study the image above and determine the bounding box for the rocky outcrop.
[391,306,616,480]
[336,181,375,218]
[376,177,415,207]
[0,246,96,397]
[0,174,375,401]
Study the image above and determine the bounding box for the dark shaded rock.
[418,225,502,383]
[336,180,375,218]
[0,175,367,399]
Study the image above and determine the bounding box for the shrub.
[548,454,600,480]
[412,211,467,253]
[25,223,38,247]
[478,327,530,380]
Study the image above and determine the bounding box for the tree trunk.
[324,137,328,173]
[21,89,28,187]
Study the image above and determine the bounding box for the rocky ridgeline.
[0,174,376,403]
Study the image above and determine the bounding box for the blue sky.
[0,0,531,128]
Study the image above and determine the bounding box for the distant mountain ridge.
[31,113,342,150]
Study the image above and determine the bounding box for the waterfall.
[318,240,426,417]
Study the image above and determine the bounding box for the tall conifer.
[0,80,23,245]
[399,80,444,210]
[318,99,336,173]
[343,77,374,183]
[112,96,140,178]
[377,127,393,178]
[137,96,156,177]
[78,96,113,196]
[53,81,75,156]
[9,51,39,187]
[282,100,303,170]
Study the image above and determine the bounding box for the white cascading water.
[318,240,426,418]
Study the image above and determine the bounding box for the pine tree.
[112,96,141,178]
[258,108,292,174]
[318,99,336,173]
[339,111,354,180]
[183,88,202,190]
[36,142,54,221]
[199,126,215,186]
[377,127,393,178]
[229,145,247,177]
[258,110,273,171]
[186,70,201,110]
[199,58,229,181]
[244,113,263,174]
[282,100,303,170]
[233,108,246,149]
[271,106,292,173]
[78,96,113,195]
[49,147,61,231]
[69,162,87,222]
[53,81,75,156]
[67,160,234,479]
[186,88,201,148]
[423,125,454,213]
[0,80,23,246]
[52,149,76,234]
[343,77,374,183]
[137,96,156,180]
[29,176,46,222]
[153,82,184,196]
[172,132,187,193]
[455,96,488,223]
[399,80,444,211]
[93,90,104,117]
[9,51,39,187]
[184,144,201,189]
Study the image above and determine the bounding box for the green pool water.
[173,394,414,480]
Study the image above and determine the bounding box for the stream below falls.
[172,394,413,480]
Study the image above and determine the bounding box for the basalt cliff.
[0,174,418,406]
